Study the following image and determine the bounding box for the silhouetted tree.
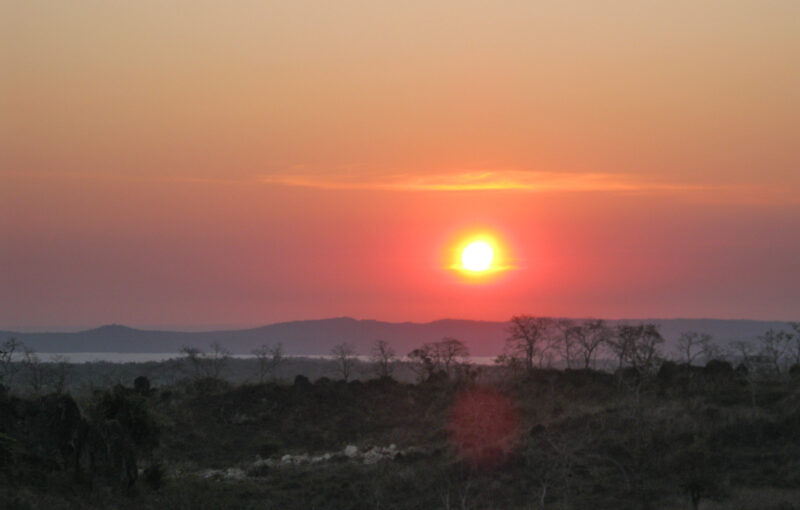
[556,319,580,368]
[133,375,152,395]
[758,328,790,375]
[252,342,285,383]
[675,331,714,365]
[408,345,438,381]
[22,347,46,395]
[0,337,22,385]
[370,339,397,379]
[728,340,756,366]
[48,354,71,394]
[608,323,664,372]
[788,322,800,366]
[407,338,469,380]
[567,319,611,369]
[331,342,357,382]
[503,315,555,371]
[667,437,727,510]
[607,324,635,369]
[630,324,664,372]
[180,343,231,380]
[437,337,469,376]
[180,346,204,378]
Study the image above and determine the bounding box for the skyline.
[2,1,799,329]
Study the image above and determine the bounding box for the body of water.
[31,352,499,365]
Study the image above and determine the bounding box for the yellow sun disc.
[461,241,494,271]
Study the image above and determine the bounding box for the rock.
[344,445,359,458]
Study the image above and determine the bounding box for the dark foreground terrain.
[2,357,800,510]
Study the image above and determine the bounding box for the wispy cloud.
[260,170,706,193]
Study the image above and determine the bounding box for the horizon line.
[3,315,797,335]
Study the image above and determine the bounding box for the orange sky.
[2,1,799,329]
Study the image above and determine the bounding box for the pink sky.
[2,2,799,329]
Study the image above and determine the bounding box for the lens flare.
[448,387,520,469]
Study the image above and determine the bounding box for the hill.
[1,317,795,357]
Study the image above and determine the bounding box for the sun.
[461,240,494,272]
[446,231,514,277]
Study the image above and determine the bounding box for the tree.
[503,315,555,371]
[207,342,231,379]
[22,347,46,395]
[608,323,664,372]
[180,343,231,380]
[48,355,71,394]
[0,337,23,385]
[556,319,580,369]
[331,342,357,382]
[370,339,397,378]
[758,328,790,375]
[180,346,204,378]
[788,322,800,366]
[607,324,638,369]
[667,437,727,510]
[629,324,664,372]
[437,337,470,376]
[407,338,470,381]
[252,342,285,383]
[728,340,756,366]
[408,344,438,381]
[567,319,611,369]
[675,331,714,365]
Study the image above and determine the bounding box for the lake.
[31,352,499,365]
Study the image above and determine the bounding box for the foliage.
[4,323,800,508]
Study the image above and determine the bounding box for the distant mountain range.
[1,317,795,357]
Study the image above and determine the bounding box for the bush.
[143,461,165,490]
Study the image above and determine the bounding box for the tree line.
[2,317,799,394]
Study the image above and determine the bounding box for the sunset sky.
[2,1,799,330]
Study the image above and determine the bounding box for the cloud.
[260,170,706,193]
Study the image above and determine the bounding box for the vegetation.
[2,319,800,509]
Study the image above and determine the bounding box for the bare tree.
[180,346,204,378]
[609,323,664,372]
[570,319,612,369]
[675,331,714,365]
[252,342,285,383]
[728,340,756,366]
[758,328,790,375]
[788,322,800,366]
[22,347,46,394]
[556,319,580,369]
[630,324,664,372]
[48,354,71,394]
[407,345,435,381]
[331,342,357,382]
[437,337,470,376]
[370,339,397,378]
[607,324,637,369]
[207,342,231,379]
[407,338,470,380]
[503,315,555,371]
[181,343,231,379]
[0,337,23,385]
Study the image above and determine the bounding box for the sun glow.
[461,241,494,272]
[445,230,515,279]
[447,232,515,278]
